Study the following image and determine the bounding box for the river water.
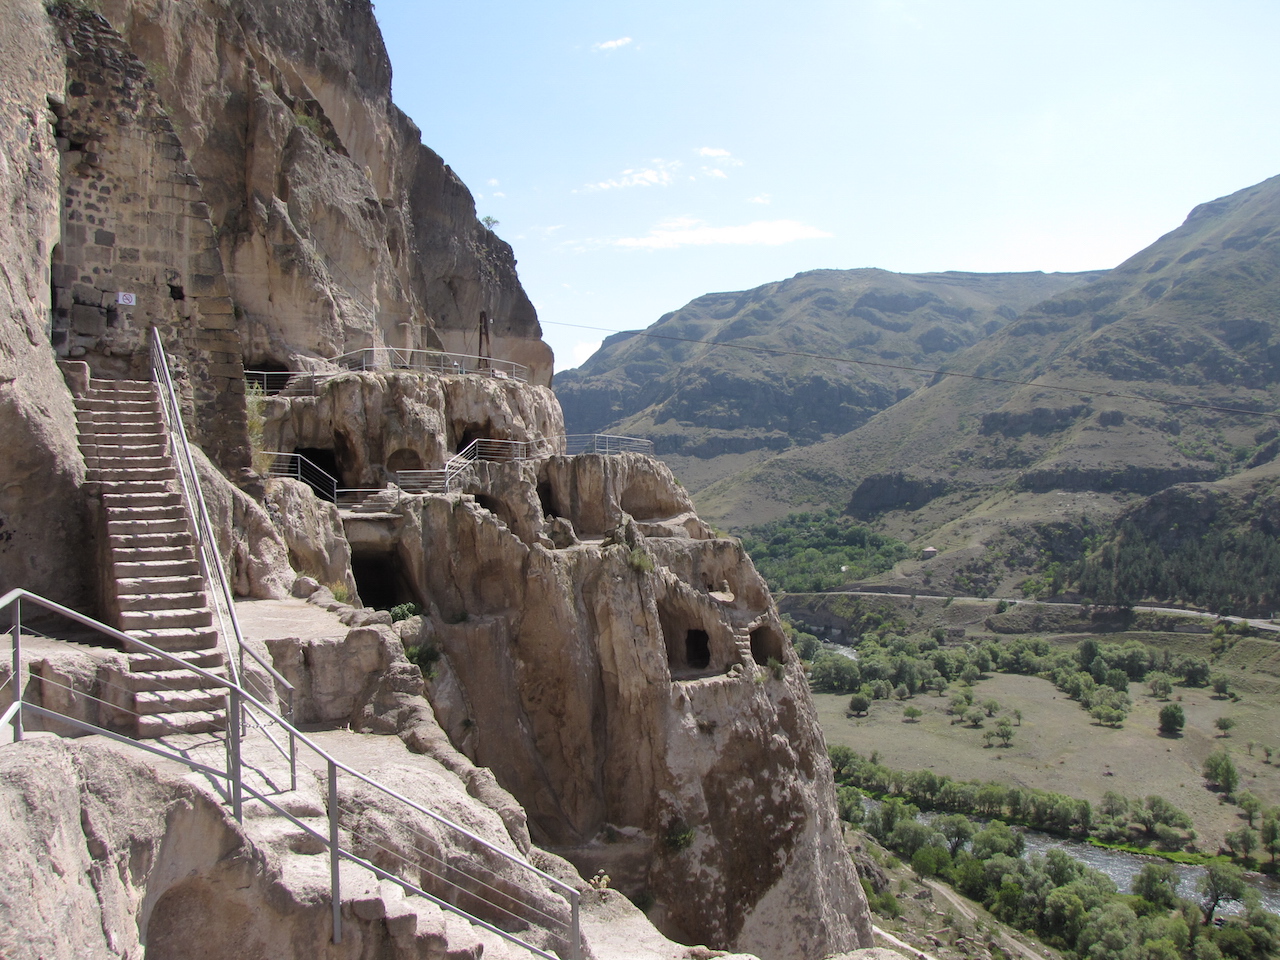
[1019,829,1280,916]
[868,800,1280,915]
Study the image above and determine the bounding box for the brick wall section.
[49,7,249,475]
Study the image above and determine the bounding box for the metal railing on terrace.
[0,588,581,959]
[335,347,529,383]
[264,434,655,503]
[245,348,529,398]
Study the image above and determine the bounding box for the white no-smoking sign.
[116,292,136,305]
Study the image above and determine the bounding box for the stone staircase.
[74,378,227,737]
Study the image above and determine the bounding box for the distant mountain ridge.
[555,268,1101,488]
[558,174,1280,601]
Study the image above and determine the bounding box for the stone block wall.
[48,7,249,474]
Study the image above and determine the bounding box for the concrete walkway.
[234,597,351,643]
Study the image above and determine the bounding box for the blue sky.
[373,1,1280,371]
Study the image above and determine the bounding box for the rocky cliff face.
[264,377,874,958]
[0,1,874,956]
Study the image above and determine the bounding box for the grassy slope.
[804,597,1280,851]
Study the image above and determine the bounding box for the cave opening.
[292,447,340,501]
[657,599,719,678]
[475,493,516,531]
[685,630,711,670]
[386,448,423,473]
[536,479,558,519]
[245,359,292,395]
[350,549,418,610]
[749,625,786,666]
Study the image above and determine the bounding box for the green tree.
[1260,816,1280,863]
[996,717,1014,747]
[1199,863,1246,924]
[965,708,985,727]
[1211,674,1231,697]
[848,692,871,716]
[1159,703,1186,736]
[1215,716,1237,737]
[1133,863,1179,909]
[902,705,923,722]
[1204,750,1240,796]
[1225,827,1258,860]
[1148,673,1174,699]
[982,698,1001,717]
[935,814,975,855]
[1237,790,1262,828]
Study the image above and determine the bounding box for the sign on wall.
[116,292,136,305]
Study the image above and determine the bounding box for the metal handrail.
[148,329,295,707]
[0,587,581,959]
[333,347,529,383]
[261,451,339,502]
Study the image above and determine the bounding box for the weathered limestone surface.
[194,446,293,600]
[264,476,358,595]
[0,0,92,605]
[344,450,873,959]
[262,370,563,487]
[91,0,551,384]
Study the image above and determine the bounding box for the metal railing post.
[329,758,342,943]
[228,686,242,822]
[570,890,582,960]
[10,596,22,743]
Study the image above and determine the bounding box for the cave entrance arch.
[749,624,785,666]
[386,448,423,473]
[244,359,292,396]
[350,546,419,611]
[292,447,340,502]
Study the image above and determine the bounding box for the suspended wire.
[544,320,1280,422]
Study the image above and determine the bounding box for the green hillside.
[555,268,1100,492]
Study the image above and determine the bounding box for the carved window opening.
[49,243,67,353]
[658,599,719,679]
[536,478,558,519]
[749,625,785,666]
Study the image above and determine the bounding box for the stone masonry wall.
[48,7,249,474]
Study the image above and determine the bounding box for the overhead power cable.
[544,320,1280,423]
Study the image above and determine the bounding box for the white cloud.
[747,193,772,204]
[493,191,506,198]
[571,340,602,366]
[612,217,832,250]
[697,147,731,158]
[593,37,632,51]
[580,159,680,192]
[487,178,500,186]
[702,167,728,179]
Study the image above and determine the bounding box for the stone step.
[123,667,229,692]
[125,626,220,651]
[128,648,224,672]
[96,479,173,495]
[92,455,172,471]
[76,409,162,425]
[119,607,213,631]
[74,399,159,414]
[107,517,190,535]
[102,491,183,509]
[77,422,166,438]
[135,688,226,715]
[116,574,205,595]
[103,504,187,522]
[136,709,225,737]
[118,591,208,612]
[108,530,194,551]
[91,466,178,482]
[113,555,197,578]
